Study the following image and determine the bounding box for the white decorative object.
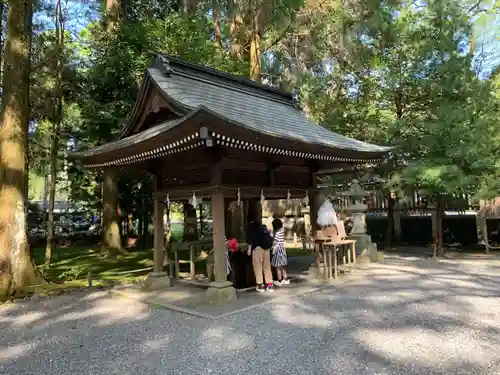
[189,192,198,207]
[317,199,338,227]
[237,188,241,206]
[286,190,291,206]
[260,189,265,207]
[166,193,170,208]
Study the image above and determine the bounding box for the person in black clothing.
[247,213,274,293]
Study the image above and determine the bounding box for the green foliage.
[384,0,500,201]
[267,0,500,202]
[29,4,84,203]
[23,0,500,223]
[58,265,88,281]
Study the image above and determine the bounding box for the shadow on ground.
[1,252,499,375]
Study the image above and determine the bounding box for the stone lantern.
[343,180,381,263]
[343,180,369,235]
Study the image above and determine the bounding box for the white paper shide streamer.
[189,191,198,207]
[260,189,265,207]
[302,191,309,206]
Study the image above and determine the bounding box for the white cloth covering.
[317,199,338,227]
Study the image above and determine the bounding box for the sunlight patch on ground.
[0,341,41,363]
[29,294,152,329]
[355,327,496,369]
[8,311,47,327]
[201,326,253,354]
[143,334,172,350]
[92,297,150,326]
[271,303,333,328]
[363,291,427,305]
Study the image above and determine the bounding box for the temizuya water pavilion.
[71,54,391,304]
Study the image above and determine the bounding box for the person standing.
[247,215,274,292]
[271,218,289,286]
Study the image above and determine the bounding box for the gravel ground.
[1,255,500,375]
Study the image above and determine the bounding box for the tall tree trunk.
[104,0,119,32]
[45,0,64,266]
[0,0,45,301]
[99,0,125,255]
[212,0,222,53]
[0,0,5,95]
[249,9,261,83]
[102,169,127,255]
[43,173,49,210]
[45,134,58,265]
[433,195,444,257]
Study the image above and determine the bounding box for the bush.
[59,265,88,281]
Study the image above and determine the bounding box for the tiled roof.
[149,55,391,154]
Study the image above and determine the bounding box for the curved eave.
[69,109,207,168]
[70,106,392,170]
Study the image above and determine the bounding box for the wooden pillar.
[205,160,236,304]
[153,196,165,273]
[144,192,171,290]
[212,191,227,283]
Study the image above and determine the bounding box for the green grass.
[31,236,310,288]
[33,246,154,285]
[285,247,312,257]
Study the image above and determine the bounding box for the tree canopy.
[0,0,499,298]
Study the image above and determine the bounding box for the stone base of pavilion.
[109,258,370,319]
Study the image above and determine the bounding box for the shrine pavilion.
[70,54,391,305]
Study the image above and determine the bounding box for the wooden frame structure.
[70,54,391,304]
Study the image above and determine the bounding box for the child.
[271,218,289,286]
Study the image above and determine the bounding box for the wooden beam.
[276,164,309,173]
[267,163,278,187]
[221,157,267,171]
